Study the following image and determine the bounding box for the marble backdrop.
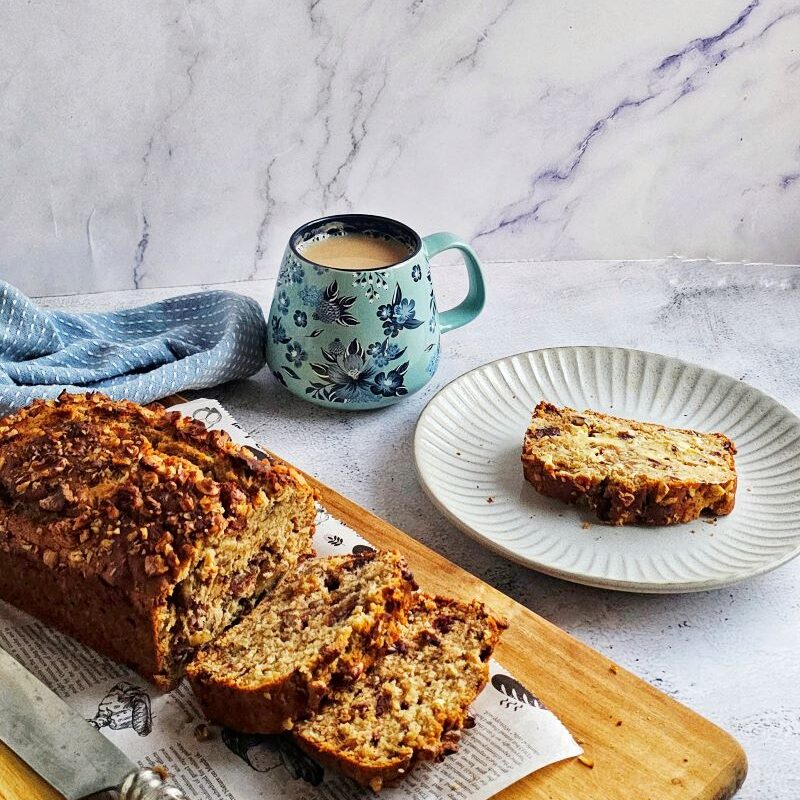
[1,0,799,296]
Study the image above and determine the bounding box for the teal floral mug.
[266,214,485,409]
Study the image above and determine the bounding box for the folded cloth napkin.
[0,280,267,413]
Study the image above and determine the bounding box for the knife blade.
[0,646,185,800]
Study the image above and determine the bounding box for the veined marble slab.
[1,1,799,296]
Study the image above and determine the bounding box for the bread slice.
[522,401,737,525]
[187,550,416,733]
[294,594,507,791]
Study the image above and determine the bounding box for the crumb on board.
[456,451,462,456]
[581,520,590,530]
[608,663,618,674]
[578,755,594,768]
[194,723,212,742]
[702,517,717,525]
[616,720,623,726]
[487,496,494,503]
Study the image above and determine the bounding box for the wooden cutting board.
[0,453,747,800]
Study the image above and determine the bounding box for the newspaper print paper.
[0,398,580,800]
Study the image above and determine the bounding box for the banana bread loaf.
[294,594,507,791]
[522,401,737,525]
[187,550,416,733]
[0,392,316,688]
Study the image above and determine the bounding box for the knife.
[0,646,186,799]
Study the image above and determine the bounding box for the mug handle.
[422,232,486,334]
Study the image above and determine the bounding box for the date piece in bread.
[187,550,417,733]
[0,392,316,688]
[294,594,507,792]
[522,401,737,525]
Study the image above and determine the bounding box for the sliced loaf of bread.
[187,550,416,733]
[294,594,507,791]
[522,401,737,525]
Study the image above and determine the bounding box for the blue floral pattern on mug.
[269,259,435,408]
[372,364,409,397]
[308,281,359,326]
[306,338,408,403]
[286,340,307,367]
[367,339,406,367]
[277,291,290,315]
[426,341,440,376]
[300,285,322,307]
[352,270,388,302]
[377,284,423,338]
[426,265,438,333]
[270,315,291,345]
[287,261,305,284]
[277,255,306,286]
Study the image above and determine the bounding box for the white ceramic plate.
[414,346,800,593]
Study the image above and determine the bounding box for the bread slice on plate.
[186,550,416,733]
[294,594,507,791]
[522,402,737,525]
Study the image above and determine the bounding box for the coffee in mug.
[300,233,410,270]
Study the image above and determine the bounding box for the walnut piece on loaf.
[0,392,316,688]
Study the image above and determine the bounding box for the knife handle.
[118,769,186,800]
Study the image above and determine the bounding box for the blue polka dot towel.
[0,280,267,413]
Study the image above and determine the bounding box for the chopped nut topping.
[196,477,220,496]
[0,393,307,598]
[144,554,168,576]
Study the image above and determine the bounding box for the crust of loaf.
[296,741,418,792]
[294,594,507,791]
[187,551,417,733]
[0,546,167,680]
[522,402,737,526]
[0,392,316,687]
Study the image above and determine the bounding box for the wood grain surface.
[0,445,748,800]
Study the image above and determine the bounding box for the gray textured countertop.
[39,258,800,798]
